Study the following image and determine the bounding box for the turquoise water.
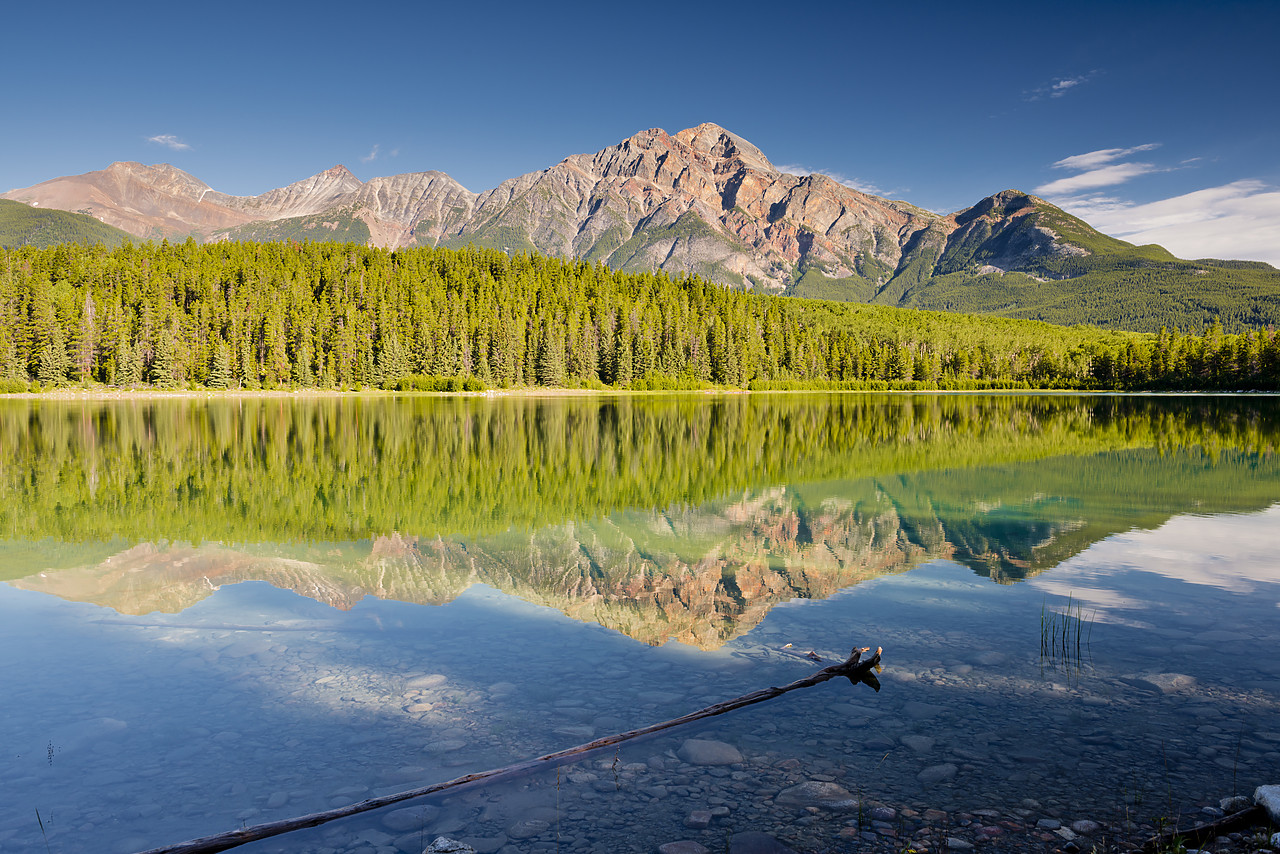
[0,393,1277,854]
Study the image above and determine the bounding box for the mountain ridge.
[5,123,1278,331]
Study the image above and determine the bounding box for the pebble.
[1071,819,1101,835]
[684,810,712,829]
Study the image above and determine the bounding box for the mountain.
[5,124,1278,331]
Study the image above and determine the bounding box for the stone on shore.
[1256,785,1280,823]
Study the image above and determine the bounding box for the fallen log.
[135,645,882,854]
[1143,804,1267,853]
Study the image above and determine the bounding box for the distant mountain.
[5,124,1278,331]
[0,199,134,248]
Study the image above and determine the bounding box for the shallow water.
[0,393,1277,854]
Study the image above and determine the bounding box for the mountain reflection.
[10,394,1280,647]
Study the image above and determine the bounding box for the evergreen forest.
[2,240,1278,393]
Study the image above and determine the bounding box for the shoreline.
[2,387,1277,401]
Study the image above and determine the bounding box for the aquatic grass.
[1039,593,1093,676]
[35,808,52,854]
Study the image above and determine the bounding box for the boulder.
[678,738,743,766]
[425,838,474,854]
[775,780,858,809]
[1256,785,1280,823]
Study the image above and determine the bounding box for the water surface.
[1,393,1277,854]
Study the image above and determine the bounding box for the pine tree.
[36,324,70,386]
[116,333,142,387]
[535,324,566,387]
[74,292,97,382]
[377,328,408,388]
[208,342,234,389]
[149,327,178,388]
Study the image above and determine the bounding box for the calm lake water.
[1,393,1278,854]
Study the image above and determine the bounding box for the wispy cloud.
[360,144,399,164]
[147,134,190,151]
[1026,71,1100,101]
[1036,143,1162,197]
[1036,162,1158,196]
[1054,180,1280,266]
[778,164,891,197]
[1051,144,1160,172]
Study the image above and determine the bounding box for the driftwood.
[135,645,882,854]
[1143,804,1267,852]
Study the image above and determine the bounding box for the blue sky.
[5,0,1278,264]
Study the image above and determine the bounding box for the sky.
[5,0,1279,265]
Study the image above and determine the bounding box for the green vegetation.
[213,207,371,244]
[0,393,1275,556]
[793,192,1280,333]
[0,201,134,250]
[0,240,1276,392]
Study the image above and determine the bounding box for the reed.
[1040,594,1093,673]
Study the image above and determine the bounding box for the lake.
[1,392,1278,854]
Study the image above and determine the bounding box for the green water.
[1,392,1278,854]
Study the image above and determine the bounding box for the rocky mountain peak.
[105,161,212,201]
[954,189,1038,226]
[673,122,776,174]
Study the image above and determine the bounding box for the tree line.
[1,240,1278,392]
[2,393,1275,551]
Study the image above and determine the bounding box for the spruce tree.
[36,324,70,386]
[535,324,566,387]
[208,342,234,389]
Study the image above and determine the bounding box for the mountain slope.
[0,199,135,248]
[4,125,1278,331]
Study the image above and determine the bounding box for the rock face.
[446,123,939,291]
[1,124,1114,295]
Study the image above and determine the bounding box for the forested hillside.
[0,200,135,250]
[1,240,1277,393]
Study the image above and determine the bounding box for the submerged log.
[1142,804,1266,852]
[135,645,882,854]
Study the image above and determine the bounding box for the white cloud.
[1026,71,1100,101]
[361,144,381,163]
[1051,144,1160,172]
[147,134,190,151]
[778,163,889,197]
[1051,78,1081,96]
[1054,180,1280,266]
[1035,162,1158,196]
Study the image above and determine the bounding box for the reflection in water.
[0,393,1278,854]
